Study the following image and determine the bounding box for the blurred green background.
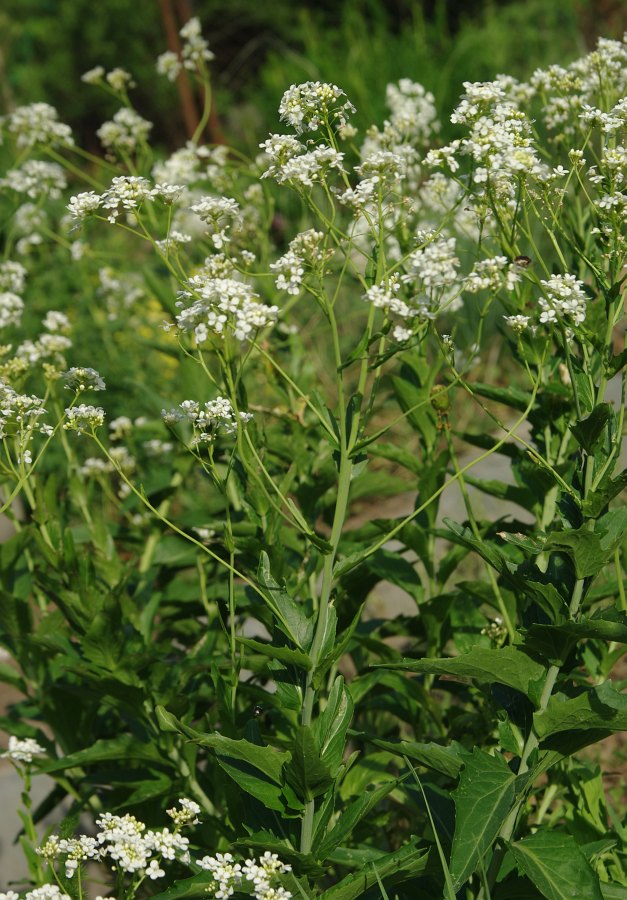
[1,0,624,150]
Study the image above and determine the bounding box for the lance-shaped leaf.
[155,706,291,811]
[534,681,627,741]
[312,675,354,774]
[284,726,333,802]
[450,749,518,889]
[38,735,164,772]
[257,551,314,650]
[384,646,547,707]
[317,780,398,860]
[353,733,463,778]
[511,829,603,900]
[319,839,430,900]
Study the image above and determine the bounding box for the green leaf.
[469,382,532,412]
[368,441,423,476]
[149,872,215,900]
[313,676,354,774]
[570,404,613,454]
[534,681,627,741]
[38,736,163,772]
[237,637,312,670]
[155,706,292,811]
[583,469,627,517]
[284,726,333,802]
[257,551,314,650]
[364,549,422,603]
[319,839,430,900]
[385,646,547,706]
[317,780,398,860]
[356,734,462,778]
[450,749,518,889]
[511,829,603,900]
[524,607,627,665]
[543,528,606,579]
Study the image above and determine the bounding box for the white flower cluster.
[97,108,153,155]
[12,203,48,256]
[271,229,328,294]
[0,291,24,330]
[404,232,459,289]
[1,735,46,763]
[36,800,198,884]
[0,102,73,149]
[98,266,145,320]
[0,889,70,900]
[93,811,189,878]
[363,78,439,164]
[162,397,252,445]
[176,275,279,343]
[12,305,73,367]
[68,176,183,224]
[63,404,106,434]
[279,81,355,133]
[464,256,522,294]
[197,850,292,900]
[0,382,49,465]
[503,314,531,333]
[63,367,106,392]
[538,274,587,326]
[0,260,27,295]
[532,37,627,134]
[167,797,201,826]
[0,160,67,199]
[260,136,345,188]
[156,16,214,81]
[190,196,240,248]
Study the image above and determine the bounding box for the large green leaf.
[155,706,292,810]
[313,675,354,774]
[317,780,398,860]
[149,872,215,900]
[319,839,430,900]
[511,830,603,900]
[450,749,518,889]
[524,607,627,665]
[237,636,312,670]
[356,734,463,778]
[534,681,627,740]
[257,551,314,650]
[385,646,547,706]
[570,404,613,454]
[38,735,164,772]
[284,726,333,802]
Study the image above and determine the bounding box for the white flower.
[504,314,530,332]
[538,274,587,326]
[279,82,355,133]
[63,367,106,392]
[464,257,521,293]
[146,859,165,879]
[97,108,152,155]
[176,276,278,343]
[64,405,106,434]
[0,260,27,294]
[0,292,24,328]
[156,51,182,82]
[67,191,102,220]
[0,160,67,199]
[2,102,73,148]
[82,66,105,84]
[2,736,46,763]
[106,68,134,92]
